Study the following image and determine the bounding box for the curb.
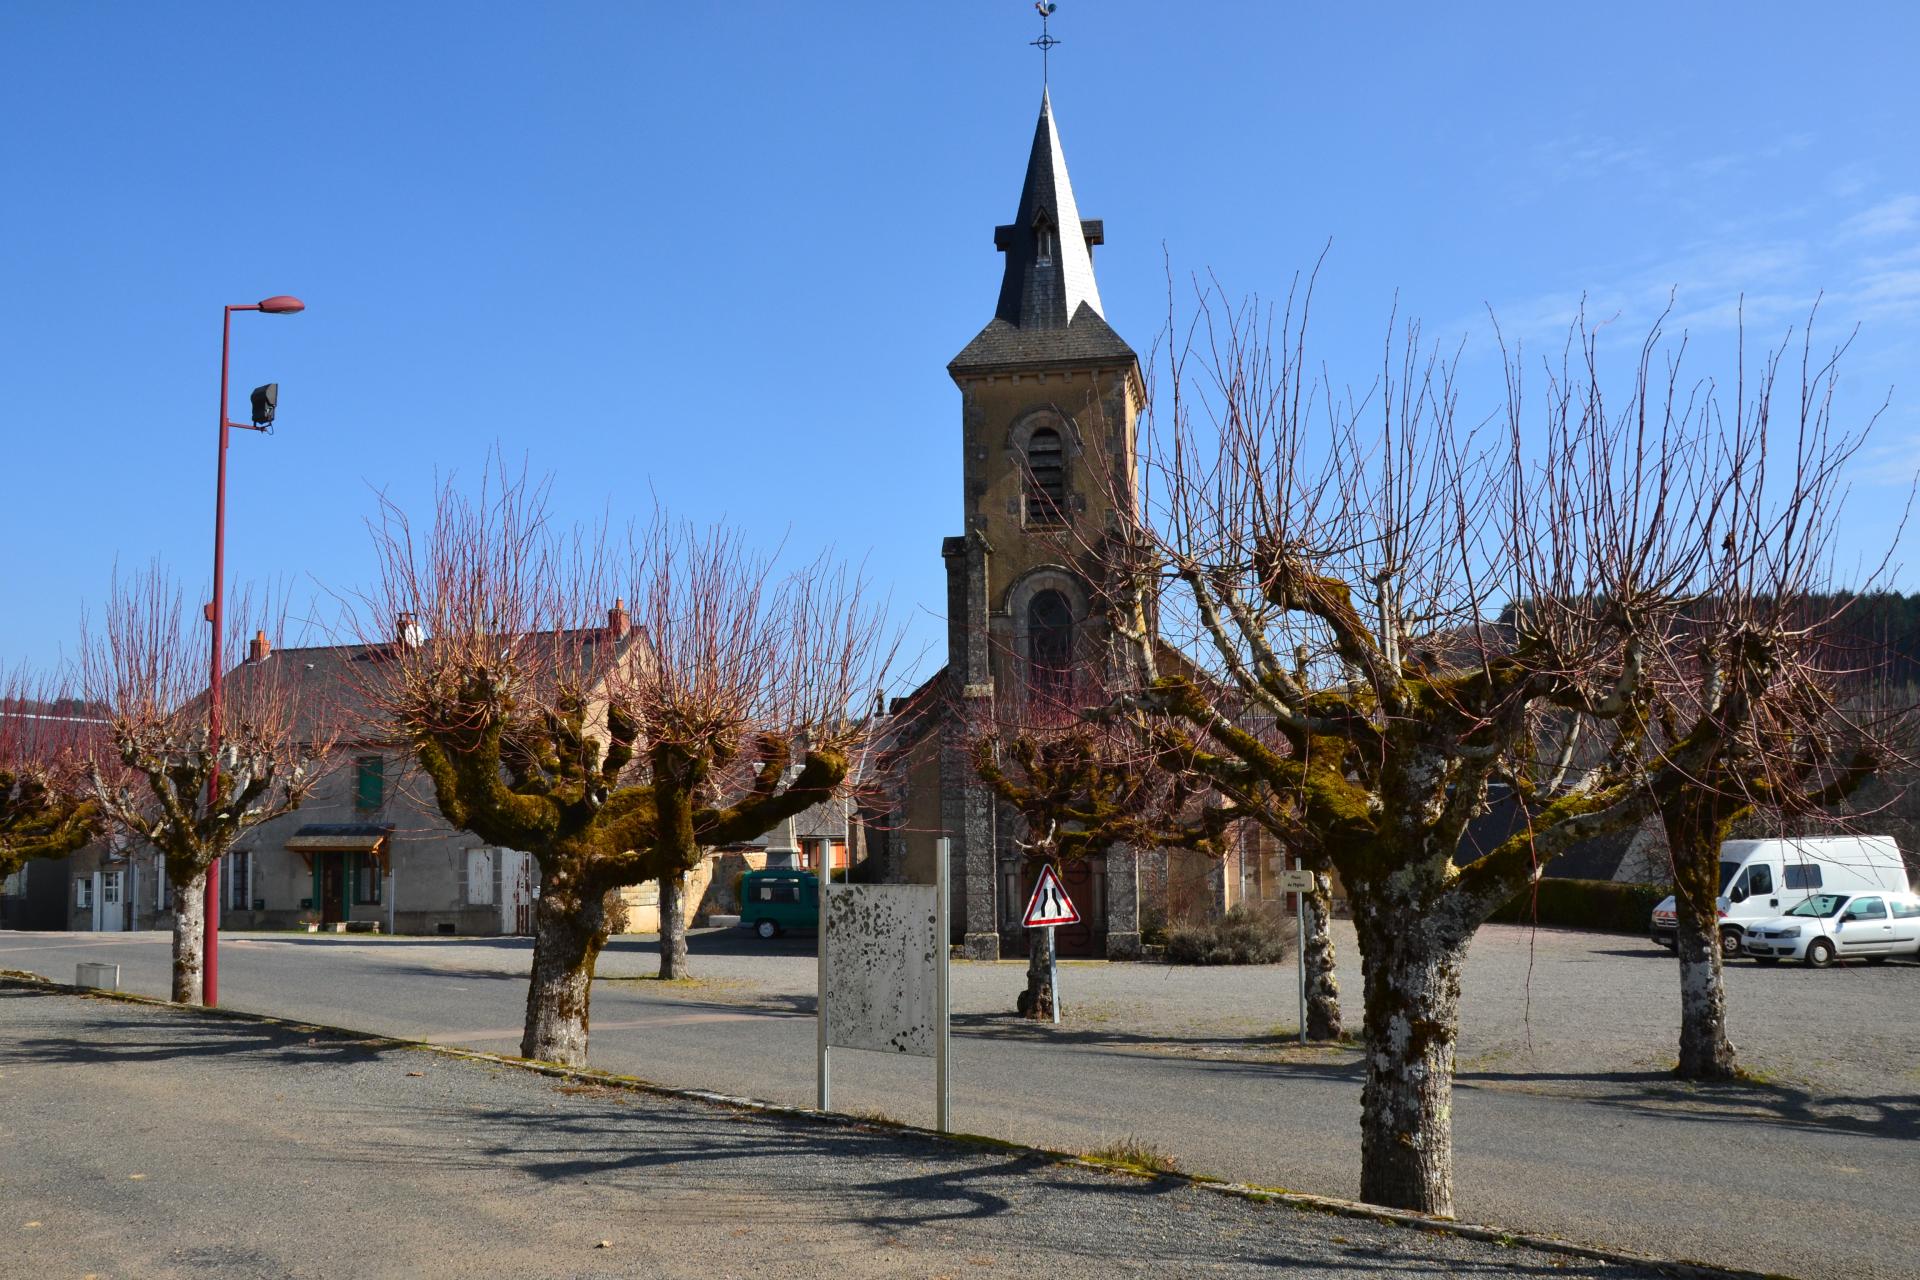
[1,969,1784,1280]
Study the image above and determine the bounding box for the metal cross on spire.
[1031,2,1060,85]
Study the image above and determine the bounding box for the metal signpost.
[817,837,951,1132]
[1021,863,1080,1025]
[1279,866,1317,1045]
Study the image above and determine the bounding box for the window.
[798,839,847,871]
[1844,897,1886,921]
[1893,898,1920,919]
[1025,427,1066,524]
[353,852,383,905]
[1034,220,1056,266]
[756,881,802,904]
[225,851,253,912]
[1717,860,1740,893]
[75,876,93,911]
[1028,590,1074,704]
[1745,864,1773,896]
[157,855,174,911]
[355,756,385,811]
[101,871,121,907]
[1783,864,1823,890]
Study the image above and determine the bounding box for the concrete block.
[75,962,120,990]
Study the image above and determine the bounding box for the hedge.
[1488,877,1670,935]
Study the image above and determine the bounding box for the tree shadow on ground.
[1454,1066,1920,1142]
[0,984,391,1069]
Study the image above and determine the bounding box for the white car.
[1742,891,1920,967]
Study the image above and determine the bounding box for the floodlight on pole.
[204,293,305,1008]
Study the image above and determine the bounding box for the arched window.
[1026,427,1066,525]
[1028,590,1074,704]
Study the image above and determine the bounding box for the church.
[868,90,1284,960]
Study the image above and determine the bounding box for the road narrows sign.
[1022,864,1081,928]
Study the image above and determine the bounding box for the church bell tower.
[939,89,1145,960]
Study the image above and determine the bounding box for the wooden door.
[320,858,346,924]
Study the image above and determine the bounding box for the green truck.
[739,868,819,939]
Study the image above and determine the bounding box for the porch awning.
[285,824,391,854]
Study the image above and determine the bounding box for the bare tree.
[972,686,1234,1018]
[1093,283,1721,1215]
[0,669,101,878]
[1626,318,1902,1079]
[364,473,890,1066]
[79,567,328,1004]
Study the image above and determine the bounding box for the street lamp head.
[257,295,305,314]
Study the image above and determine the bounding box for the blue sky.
[3,3,1916,686]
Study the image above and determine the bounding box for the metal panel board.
[825,883,939,1057]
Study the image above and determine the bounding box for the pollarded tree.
[365,474,890,1066]
[1095,285,1712,1215]
[1627,322,1900,1079]
[972,710,1234,1020]
[80,567,328,1004]
[0,670,102,878]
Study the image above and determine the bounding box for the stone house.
[47,605,645,936]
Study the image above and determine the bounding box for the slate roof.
[949,90,1138,378]
[210,624,650,748]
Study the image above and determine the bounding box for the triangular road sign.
[1022,863,1081,928]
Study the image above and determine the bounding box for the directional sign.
[1279,869,1317,893]
[1022,864,1081,928]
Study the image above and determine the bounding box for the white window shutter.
[466,849,495,906]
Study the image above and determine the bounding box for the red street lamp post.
[205,294,304,1007]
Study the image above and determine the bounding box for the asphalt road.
[0,985,1690,1280]
[5,925,1916,1279]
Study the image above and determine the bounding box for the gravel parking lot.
[600,919,1920,1110]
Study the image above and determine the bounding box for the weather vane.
[1032,2,1060,85]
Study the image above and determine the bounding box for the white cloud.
[1838,194,1920,241]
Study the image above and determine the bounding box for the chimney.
[396,612,423,649]
[607,597,631,641]
[248,630,271,663]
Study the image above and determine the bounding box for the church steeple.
[994,89,1104,330]
[950,91,1136,376]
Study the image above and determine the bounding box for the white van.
[1649,836,1912,959]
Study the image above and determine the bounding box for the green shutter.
[355,757,385,810]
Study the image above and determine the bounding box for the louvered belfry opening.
[1026,427,1066,524]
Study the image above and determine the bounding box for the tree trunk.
[522,891,606,1066]
[1674,914,1737,1079]
[1668,812,1738,1081]
[657,872,689,980]
[1017,926,1056,1020]
[169,867,208,1006]
[1355,914,1467,1217]
[1303,870,1342,1040]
